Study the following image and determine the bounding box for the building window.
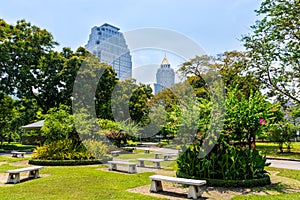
[96,41,100,45]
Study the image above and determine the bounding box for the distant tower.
[85,23,132,80]
[154,56,175,94]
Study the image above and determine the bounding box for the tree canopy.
[243,0,300,104]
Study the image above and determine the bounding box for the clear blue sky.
[0,0,262,84]
[0,0,262,55]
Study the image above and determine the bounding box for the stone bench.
[11,151,26,158]
[6,166,44,184]
[108,161,137,174]
[110,151,121,156]
[149,175,206,199]
[154,153,161,159]
[137,158,164,169]
[162,153,176,160]
[144,149,150,154]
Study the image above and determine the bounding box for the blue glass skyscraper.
[85,23,132,80]
[154,56,175,94]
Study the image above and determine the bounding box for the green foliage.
[41,105,76,142]
[28,158,111,166]
[157,139,169,147]
[243,0,300,104]
[205,176,271,187]
[0,19,89,113]
[111,79,153,124]
[268,121,297,152]
[224,87,283,147]
[82,139,109,159]
[177,144,270,181]
[97,118,119,131]
[32,139,93,160]
[105,130,128,148]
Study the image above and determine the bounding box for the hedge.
[204,176,271,187]
[29,157,112,166]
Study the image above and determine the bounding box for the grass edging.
[28,157,112,166]
[204,176,271,187]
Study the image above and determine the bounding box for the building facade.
[85,23,132,80]
[155,56,175,94]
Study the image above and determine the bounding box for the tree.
[224,87,284,149]
[41,105,76,143]
[0,19,89,113]
[111,78,153,124]
[178,52,260,98]
[0,96,16,145]
[243,0,300,104]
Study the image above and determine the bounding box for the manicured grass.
[0,155,29,163]
[232,192,300,200]
[232,167,300,200]
[256,142,300,160]
[117,150,177,170]
[0,165,165,200]
[266,167,300,181]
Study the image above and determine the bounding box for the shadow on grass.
[150,190,208,199]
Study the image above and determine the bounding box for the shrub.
[126,140,139,147]
[157,139,169,147]
[31,139,93,160]
[105,130,128,147]
[28,158,112,166]
[177,144,270,182]
[204,176,271,187]
[82,139,109,159]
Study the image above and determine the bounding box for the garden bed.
[204,176,271,187]
[29,157,112,166]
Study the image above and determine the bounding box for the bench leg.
[154,162,161,169]
[128,165,137,174]
[7,173,20,184]
[155,154,159,159]
[29,170,40,178]
[150,180,163,192]
[109,163,117,171]
[145,150,149,154]
[163,155,168,161]
[138,160,145,167]
[187,185,202,199]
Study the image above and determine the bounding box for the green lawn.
[117,150,177,170]
[232,167,300,200]
[256,142,300,160]
[1,149,300,199]
[0,164,164,200]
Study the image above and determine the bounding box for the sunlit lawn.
[232,167,300,200]
[0,164,163,200]
[256,142,300,160]
[1,147,300,199]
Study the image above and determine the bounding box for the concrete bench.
[154,153,161,159]
[108,161,137,174]
[11,151,26,158]
[162,153,176,160]
[144,149,150,154]
[137,158,164,169]
[149,175,206,199]
[6,166,44,184]
[110,151,121,156]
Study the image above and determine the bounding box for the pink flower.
[197,132,202,138]
[259,119,266,125]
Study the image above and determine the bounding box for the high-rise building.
[85,23,132,80]
[154,56,175,94]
